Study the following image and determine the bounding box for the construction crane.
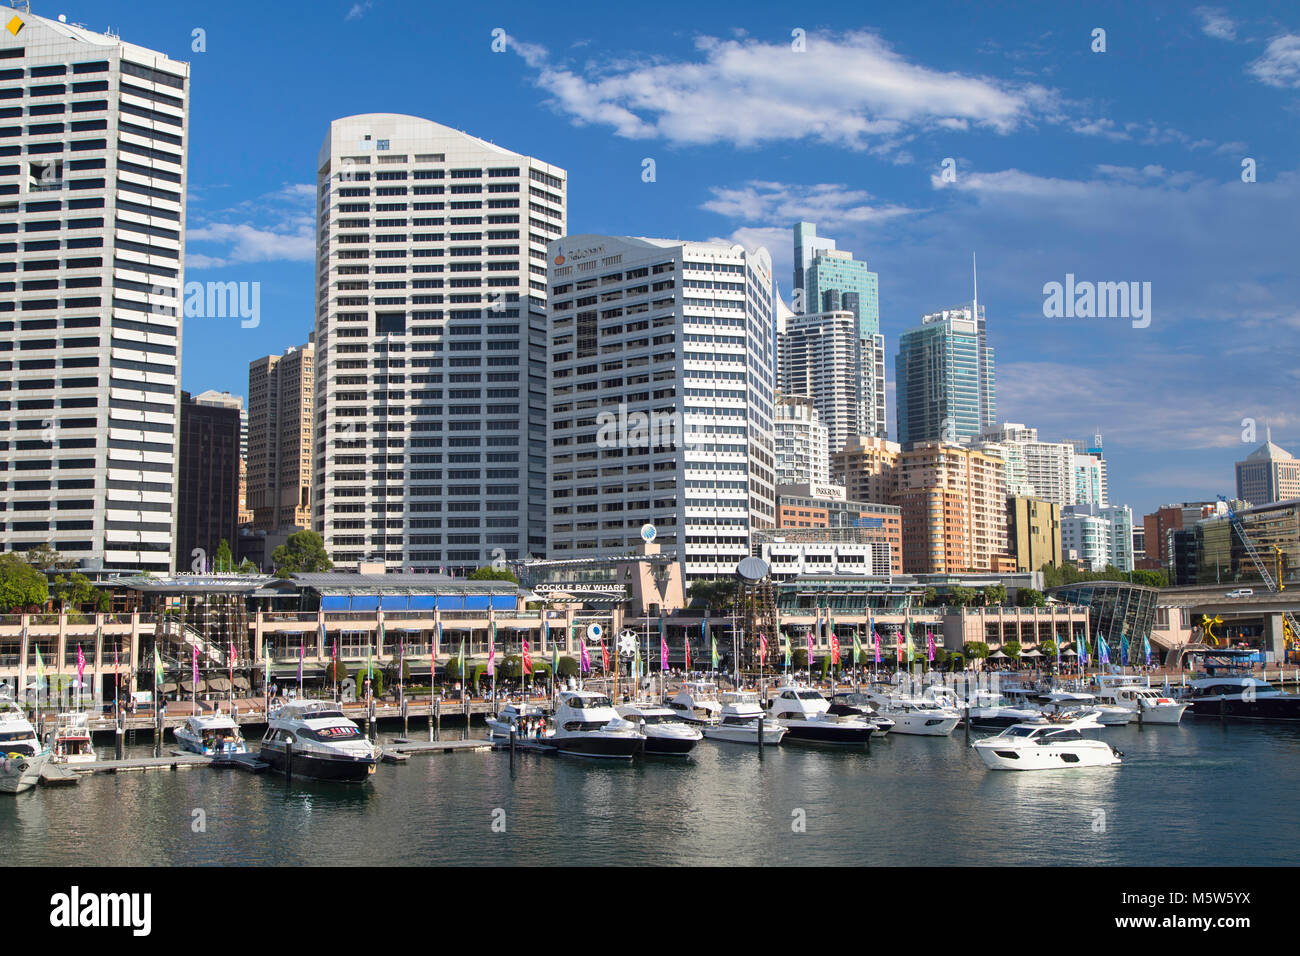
[1217,495,1300,642]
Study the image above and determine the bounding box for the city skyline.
[9,0,1300,525]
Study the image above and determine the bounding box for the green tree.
[962,641,990,661]
[921,587,939,607]
[0,553,50,611]
[1016,587,1046,607]
[271,530,333,578]
[948,586,978,607]
[51,571,98,611]
[468,567,518,584]
[687,578,738,610]
[24,543,71,571]
[982,584,1008,606]
[557,655,580,678]
[215,539,233,572]
[324,660,349,687]
[236,558,258,574]
[1040,638,1058,659]
[1003,640,1022,660]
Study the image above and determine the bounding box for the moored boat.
[765,682,873,746]
[548,690,645,759]
[259,700,377,782]
[616,701,701,755]
[702,692,786,745]
[973,717,1122,771]
[175,713,248,756]
[48,712,97,764]
[486,701,554,740]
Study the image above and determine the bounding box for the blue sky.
[78,0,1300,521]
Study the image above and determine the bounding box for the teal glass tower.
[895,307,995,446]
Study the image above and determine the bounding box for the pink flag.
[927,629,936,662]
[660,635,669,671]
[192,644,199,688]
[760,633,767,666]
[487,631,496,676]
[76,644,85,683]
[580,639,591,675]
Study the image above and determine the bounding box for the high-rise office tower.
[177,391,240,570]
[792,222,880,337]
[312,115,565,571]
[248,343,314,532]
[546,235,777,582]
[1235,432,1300,507]
[895,305,995,446]
[893,441,1007,573]
[1068,433,1108,506]
[0,12,189,571]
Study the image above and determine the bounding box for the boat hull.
[643,733,700,756]
[1188,698,1300,723]
[778,721,873,746]
[974,741,1121,771]
[702,723,786,745]
[880,712,960,736]
[0,751,50,793]
[258,745,376,782]
[547,733,644,759]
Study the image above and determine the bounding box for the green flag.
[853,631,862,665]
[551,640,558,675]
[783,636,791,668]
[35,645,45,685]
[710,637,719,670]
[154,645,164,688]
[457,639,465,679]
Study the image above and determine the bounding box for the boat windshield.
[573,696,611,709]
[1003,726,1040,737]
[0,730,35,742]
[796,691,824,701]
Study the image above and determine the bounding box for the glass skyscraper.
[895,306,995,446]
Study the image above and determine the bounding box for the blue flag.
[1120,634,1129,667]
[1143,636,1151,667]
[1098,635,1110,666]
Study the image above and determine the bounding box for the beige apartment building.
[248,344,314,531]
[831,434,901,505]
[894,442,1008,573]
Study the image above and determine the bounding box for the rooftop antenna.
[971,251,978,320]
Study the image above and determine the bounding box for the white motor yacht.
[486,701,554,740]
[0,702,47,793]
[828,693,895,734]
[765,682,874,746]
[1039,689,1131,726]
[664,682,723,726]
[1186,675,1300,722]
[973,717,1123,771]
[48,712,97,764]
[865,690,961,736]
[702,691,786,745]
[548,690,645,759]
[175,713,248,756]
[617,701,702,755]
[1094,676,1186,724]
[259,700,377,782]
[933,688,1047,729]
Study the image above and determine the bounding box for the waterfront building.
[778,309,880,450]
[1190,498,1300,587]
[545,234,777,582]
[1236,436,1300,508]
[1007,496,1062,573]
[893,441,1008,573]
[248,343,315,532]
[775,483,902,572]
[312,114,566,572]
[753,527,894,580]
[774,396,830,486]
[1046,580,1158,660]
[0,11,190,571]
[895,306,995,446]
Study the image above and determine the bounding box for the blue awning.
[490,595,516,610]
[380,595,407,610]
[320,595,349,611]
[351,596,380,611]
[437,596,464,610]
[464,595,490,610]
[408,596,437,610]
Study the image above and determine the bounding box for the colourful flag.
[522,638,533,675]
[1120,634,1130,667]
[77,644,85,686]
[830,633,841,666]
[487,623,496,676]
[542,616,549,656]
[600,640,608,673]
[192,644,199,690]
[684,636,691,671]
[1143,635,1151,667]
[926,629,935,663]
[712,636,720,670]
[760,633,768,667]
[853,630,862,665]
[1098,635,1110,666]
[551,639,558,676]
[154,644,164,689]
[580,634,591,675]
[456,638,465,680]
[896,628,904,663]
[783,635,791,669]
[661,633,669,671]
[1055,634,1062,669]
[874,629,881,664]
[1078,633,1089,665]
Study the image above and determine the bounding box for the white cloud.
[186,183,315,268]
[1195,8,1238,42]
[345,2,373,21]
[507,30,1052,154]
[1248,34,1300,88]
[701,181,920,229]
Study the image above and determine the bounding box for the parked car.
[1226,588,1254,598]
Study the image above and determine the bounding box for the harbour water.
[3,721,1298,866]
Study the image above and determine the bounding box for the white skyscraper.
[774,396,830,486]
[312,115,565,571]
[0,11,189,571]
[778,309,877,453]
[975,423,1075,504]
[547,235,777,582]
[1063,503,1132,571]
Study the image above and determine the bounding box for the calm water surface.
[3,720,1298,866]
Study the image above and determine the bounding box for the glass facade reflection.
[1046,581,1157,659]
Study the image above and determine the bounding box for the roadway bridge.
[1159,584,1300,658]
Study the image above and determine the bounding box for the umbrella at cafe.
[988,650,1010,660]
[1021,649,1044,658]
